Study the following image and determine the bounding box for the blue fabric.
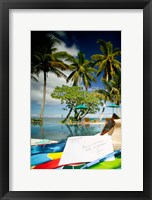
[31,141,66,155]
[31,153,51,166]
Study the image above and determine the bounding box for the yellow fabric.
[47,152,62,160]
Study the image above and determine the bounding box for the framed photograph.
[0,0,151,199]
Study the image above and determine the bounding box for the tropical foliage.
[101,69,121,105]
[31,35,70,120]
[51,85,102,122]
[66,51,96,90]
[31,35,121,122]
[91,39,121,79]
[91,39,121,119]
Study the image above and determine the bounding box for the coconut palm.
[61,51,96,123]
[95,69,121,120]
[66,51,96,90]
[60,51,96,123]
[102,69,121,105]
[91,39,121,79]
[91,39,121,120]
[92,89,110,121]
[31,35,70,120]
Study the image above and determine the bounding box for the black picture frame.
[0,0,151,199]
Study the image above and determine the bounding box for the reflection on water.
[31,118,104,142]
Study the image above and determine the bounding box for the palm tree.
[61,51,96,123]
[91,39,121,120]
[66,51,96,90]
[31,35,70,120]
[95,69,121,120]
[102,69,121,105]
[92,89,110,121]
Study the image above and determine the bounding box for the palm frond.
[112,50,121,57]
[32,54,43,63]
[82,61,90,68]
[48,34,61,48]
[97,39,107,55]
[49,68,67,79]
[68,65,77,70]
[96,59,107,76]
[65,55,78,65]
[53,51,71,60]
[31,64,43,75]
[72,71,80,85]
[95,89,111,100]
[66,70,77,83]
[85,72,96,82]
[106,41,113,55]
[78,51,85,65]
[49,61,68,70]
[83,75,90,90]
[44,54,54,61]
[31,74,39,82]
[112,60,121,69]
[91,54,105,61]
[51,48,57,53]
[102,79,112,90]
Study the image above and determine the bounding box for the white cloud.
[31,71,73,105]
[54,31,68,40]
[55,41,79,57]
[53,32,79,57]
[47,32,79,57]
[31,38,80,105]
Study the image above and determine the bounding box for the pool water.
[31,118,104,142]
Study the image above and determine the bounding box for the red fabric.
[33,159,84,169]
[33,159,61,169]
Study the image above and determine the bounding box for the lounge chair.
[84,118,91,123]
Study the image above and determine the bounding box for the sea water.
[31,118,105,142]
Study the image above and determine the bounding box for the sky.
[31,31,121,119]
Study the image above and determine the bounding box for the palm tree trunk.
[99,73,108,122]
[40,72,46,120]
[99,100,106,121]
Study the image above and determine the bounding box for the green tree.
[95,69,121,120]
[102,69,121,105]
[31,35,70,120]
[91,39,121,120]
[51,85,102,122]
[66,51,96,90]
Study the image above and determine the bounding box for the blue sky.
[31,31,121,118]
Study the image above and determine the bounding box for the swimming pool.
[31,118,104,141]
